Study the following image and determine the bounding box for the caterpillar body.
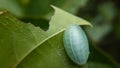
[63,24,90,65]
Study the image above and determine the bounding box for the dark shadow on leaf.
[20,18,49,31]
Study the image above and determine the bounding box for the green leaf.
[17,32,83,68]
[0,6,91,68]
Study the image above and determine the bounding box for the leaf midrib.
[14,28,65,67]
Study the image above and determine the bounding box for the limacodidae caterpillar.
[63,24,90,65]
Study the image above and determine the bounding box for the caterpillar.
[63,24,90,65]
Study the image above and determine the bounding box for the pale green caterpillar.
[63,24,90,65]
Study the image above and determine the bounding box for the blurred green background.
[0,0,120,67]
[77,0,120,63]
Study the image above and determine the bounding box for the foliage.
[0,0,120,68]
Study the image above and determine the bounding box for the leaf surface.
[0,6,91,68]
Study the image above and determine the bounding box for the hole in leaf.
[20,18,49,31]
